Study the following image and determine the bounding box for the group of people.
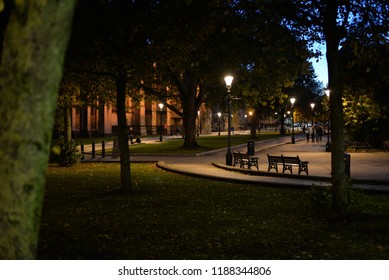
[303,125,324,143]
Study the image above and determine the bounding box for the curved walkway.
[82,134,389,193]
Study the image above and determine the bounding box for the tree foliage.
[235,7,313,136]
[273,0,389,213]
[65,0,157,190]
[139,0,242,148]
[339,41,389,146]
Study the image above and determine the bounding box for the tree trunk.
[250,110,259,139]
[181,81,199,148]
[98,100,105,137]
[325,2,347,213]
[279,108,286,135]
[116,67,131,191]
[182,104,199,148]
[64,104,72,142]
[79,103,89,137]
[0,1,75,259]
[327,55,348,212]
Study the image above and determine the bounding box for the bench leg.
[298,163,309,175]
[268,162,278,172]
[250,160,258,170]
[283,164,293,174]
[298,167,308,175]
[240,161,248,169]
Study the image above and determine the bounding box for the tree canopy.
[273,0,389,213]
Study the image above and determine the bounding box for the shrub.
[52,136,80,166]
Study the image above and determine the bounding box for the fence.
[79,138,120,160]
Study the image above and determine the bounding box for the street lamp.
[325,89,331,152]
[290,97,296,144]
[217,112,221,136]
[159,103,164,142]
[224,75,233,166]
[197,110,200,137]
[310,102,315,127]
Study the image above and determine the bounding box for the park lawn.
[38,162,389,260]
[77,132,284,155]
[130,132,284,154]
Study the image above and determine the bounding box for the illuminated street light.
[217,112,221,136]
[290,97,296,144]
[159,103,164,142]
[224,75,233,166]
[310,102,315,127]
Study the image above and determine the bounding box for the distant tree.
[140,0,240,148]
[284,64,323,124]
[0,0,75,259]
[238,25,312,137]
[65,0,154,191]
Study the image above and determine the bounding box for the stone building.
[71,96,212,137]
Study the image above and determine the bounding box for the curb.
[156,161,331,189]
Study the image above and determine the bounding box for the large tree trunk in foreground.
[0,1,75,259]
[325,2,347,213]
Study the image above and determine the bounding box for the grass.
[98,132,283,155]
[38,162,389,260]
[74,137,113,146]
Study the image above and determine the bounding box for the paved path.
[81,133,389,193]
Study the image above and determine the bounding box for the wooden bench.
[233,151,259,170]
[281,155,309,175]
[346,141,371,152]
[233,151,242,167]
[267,154,309,175]
[267,154,282,172]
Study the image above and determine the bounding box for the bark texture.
[0,0,75,259]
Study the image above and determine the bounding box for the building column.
[139,99,147,136]
[166,101,172,135]
[151,101,158,135]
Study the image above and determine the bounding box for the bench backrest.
[267,154,282,162]
[240,153,250,160]
[281,155,300,164]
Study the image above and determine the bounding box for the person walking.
[306,127,310,142]
[311,127,315,142]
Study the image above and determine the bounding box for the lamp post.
[310,102,315,127]
[197,110,200,137]
[217,112,221,136]
[325,89,331,152]
[159,103,164,142]
[290,97,296,144]
[224,75,233,166]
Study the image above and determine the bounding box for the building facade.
[71,97,213,138]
